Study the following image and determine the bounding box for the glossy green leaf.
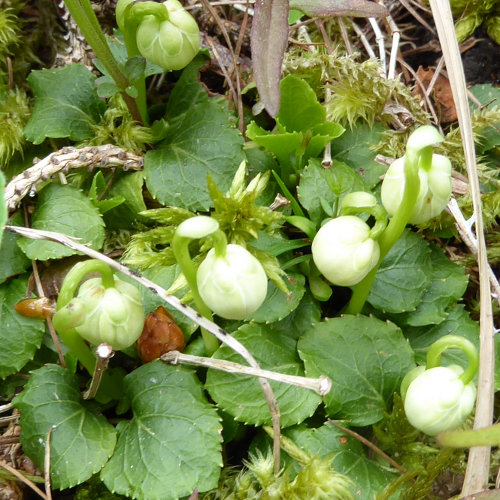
[330,122,386,188]
[401,245,469,326]
[24,64,105,144]
[17,184,105,260]
[404,304,479,371]
[88,171,125,215]
[145,99,245,210]
[297,158,367,223]
[249,273,306,323]
[205,323,321,427]
[0,276,46,378]
[285,422,396,499]
[13,364,117,489]
[0,214,31,283]
[101,362,222,500]
[103,171,147,229]
[298,315,415,426]
[368,230,432,314]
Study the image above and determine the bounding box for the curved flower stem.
[172,232,220,355]
[53,260,116,374]
[63,0,144,123]
[345,148,422,314]
[426,335,479,386]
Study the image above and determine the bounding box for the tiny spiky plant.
[0,7,21,58]
[0,87,30,164]
[283,48,429,129]
[84,95,153,151]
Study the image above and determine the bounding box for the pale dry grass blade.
[428,0,495,494]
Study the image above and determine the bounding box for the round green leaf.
[205,323,321,427]
[0,276,46,378]
[17,184,105,260]
[13,364,117,489]
[101,362,222,500]
[298,315,415,426]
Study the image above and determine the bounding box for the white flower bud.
[404,365,476,436]
[197,244,268,320]
[73,277,145,350]
[311,216,380,286]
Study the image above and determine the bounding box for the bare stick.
[428,0,495,493]
[83,344,114,400]
[4,145,143,212]
[368,17,386,75]
[44,426,55,500]
[31,260,66,367]
[3,225,285,475]
[0,460,48,500]
[0,414,18,426]
[162,351,332,395]
[328,420,406,473]
[351,20,377,59]
[0,403,12,414]
[447,199,500,306]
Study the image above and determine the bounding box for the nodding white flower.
[70,277,144,350]
[197,244,268,320]
[381,153,452,225]
[403,365,476,436]
[311,216,380,287]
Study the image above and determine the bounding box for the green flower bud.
[132,0,200,71]
[70,277,144,350]
[311,216,380,287]
[197,244,268,320]
[403,365,476,436]
[381,153,452,225]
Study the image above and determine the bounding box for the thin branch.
[44,426,55,500]
[0,460,48,500]
[447,199,500,307]
[83,344,114,400]
[162,351,332,395]
[3,225,286,475]
[328,420,406,473]
[0,403,12,414]
[4,145,143,212]
[31,260,66,367]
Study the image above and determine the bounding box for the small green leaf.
[297,158,367,223]
[145,99,245,210]
[88,172,125,215]
[0,214,31,283]
[278,75,327,132]
[401,245,469,326]
[13,364,117,489]
[368,230,432,314]
[404,304,479,371]
[0,276,46,378]
[165,54,211,119]
[285,422,396,499]
[101,362,222,500]
[123,56,146,82]
[331,122,386,188]
[24,64,105,144]
[205,323,321,427]
[249,273,306,323]
[103,171,147,229]
[17,184,105,260]
[298,315,415,426]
